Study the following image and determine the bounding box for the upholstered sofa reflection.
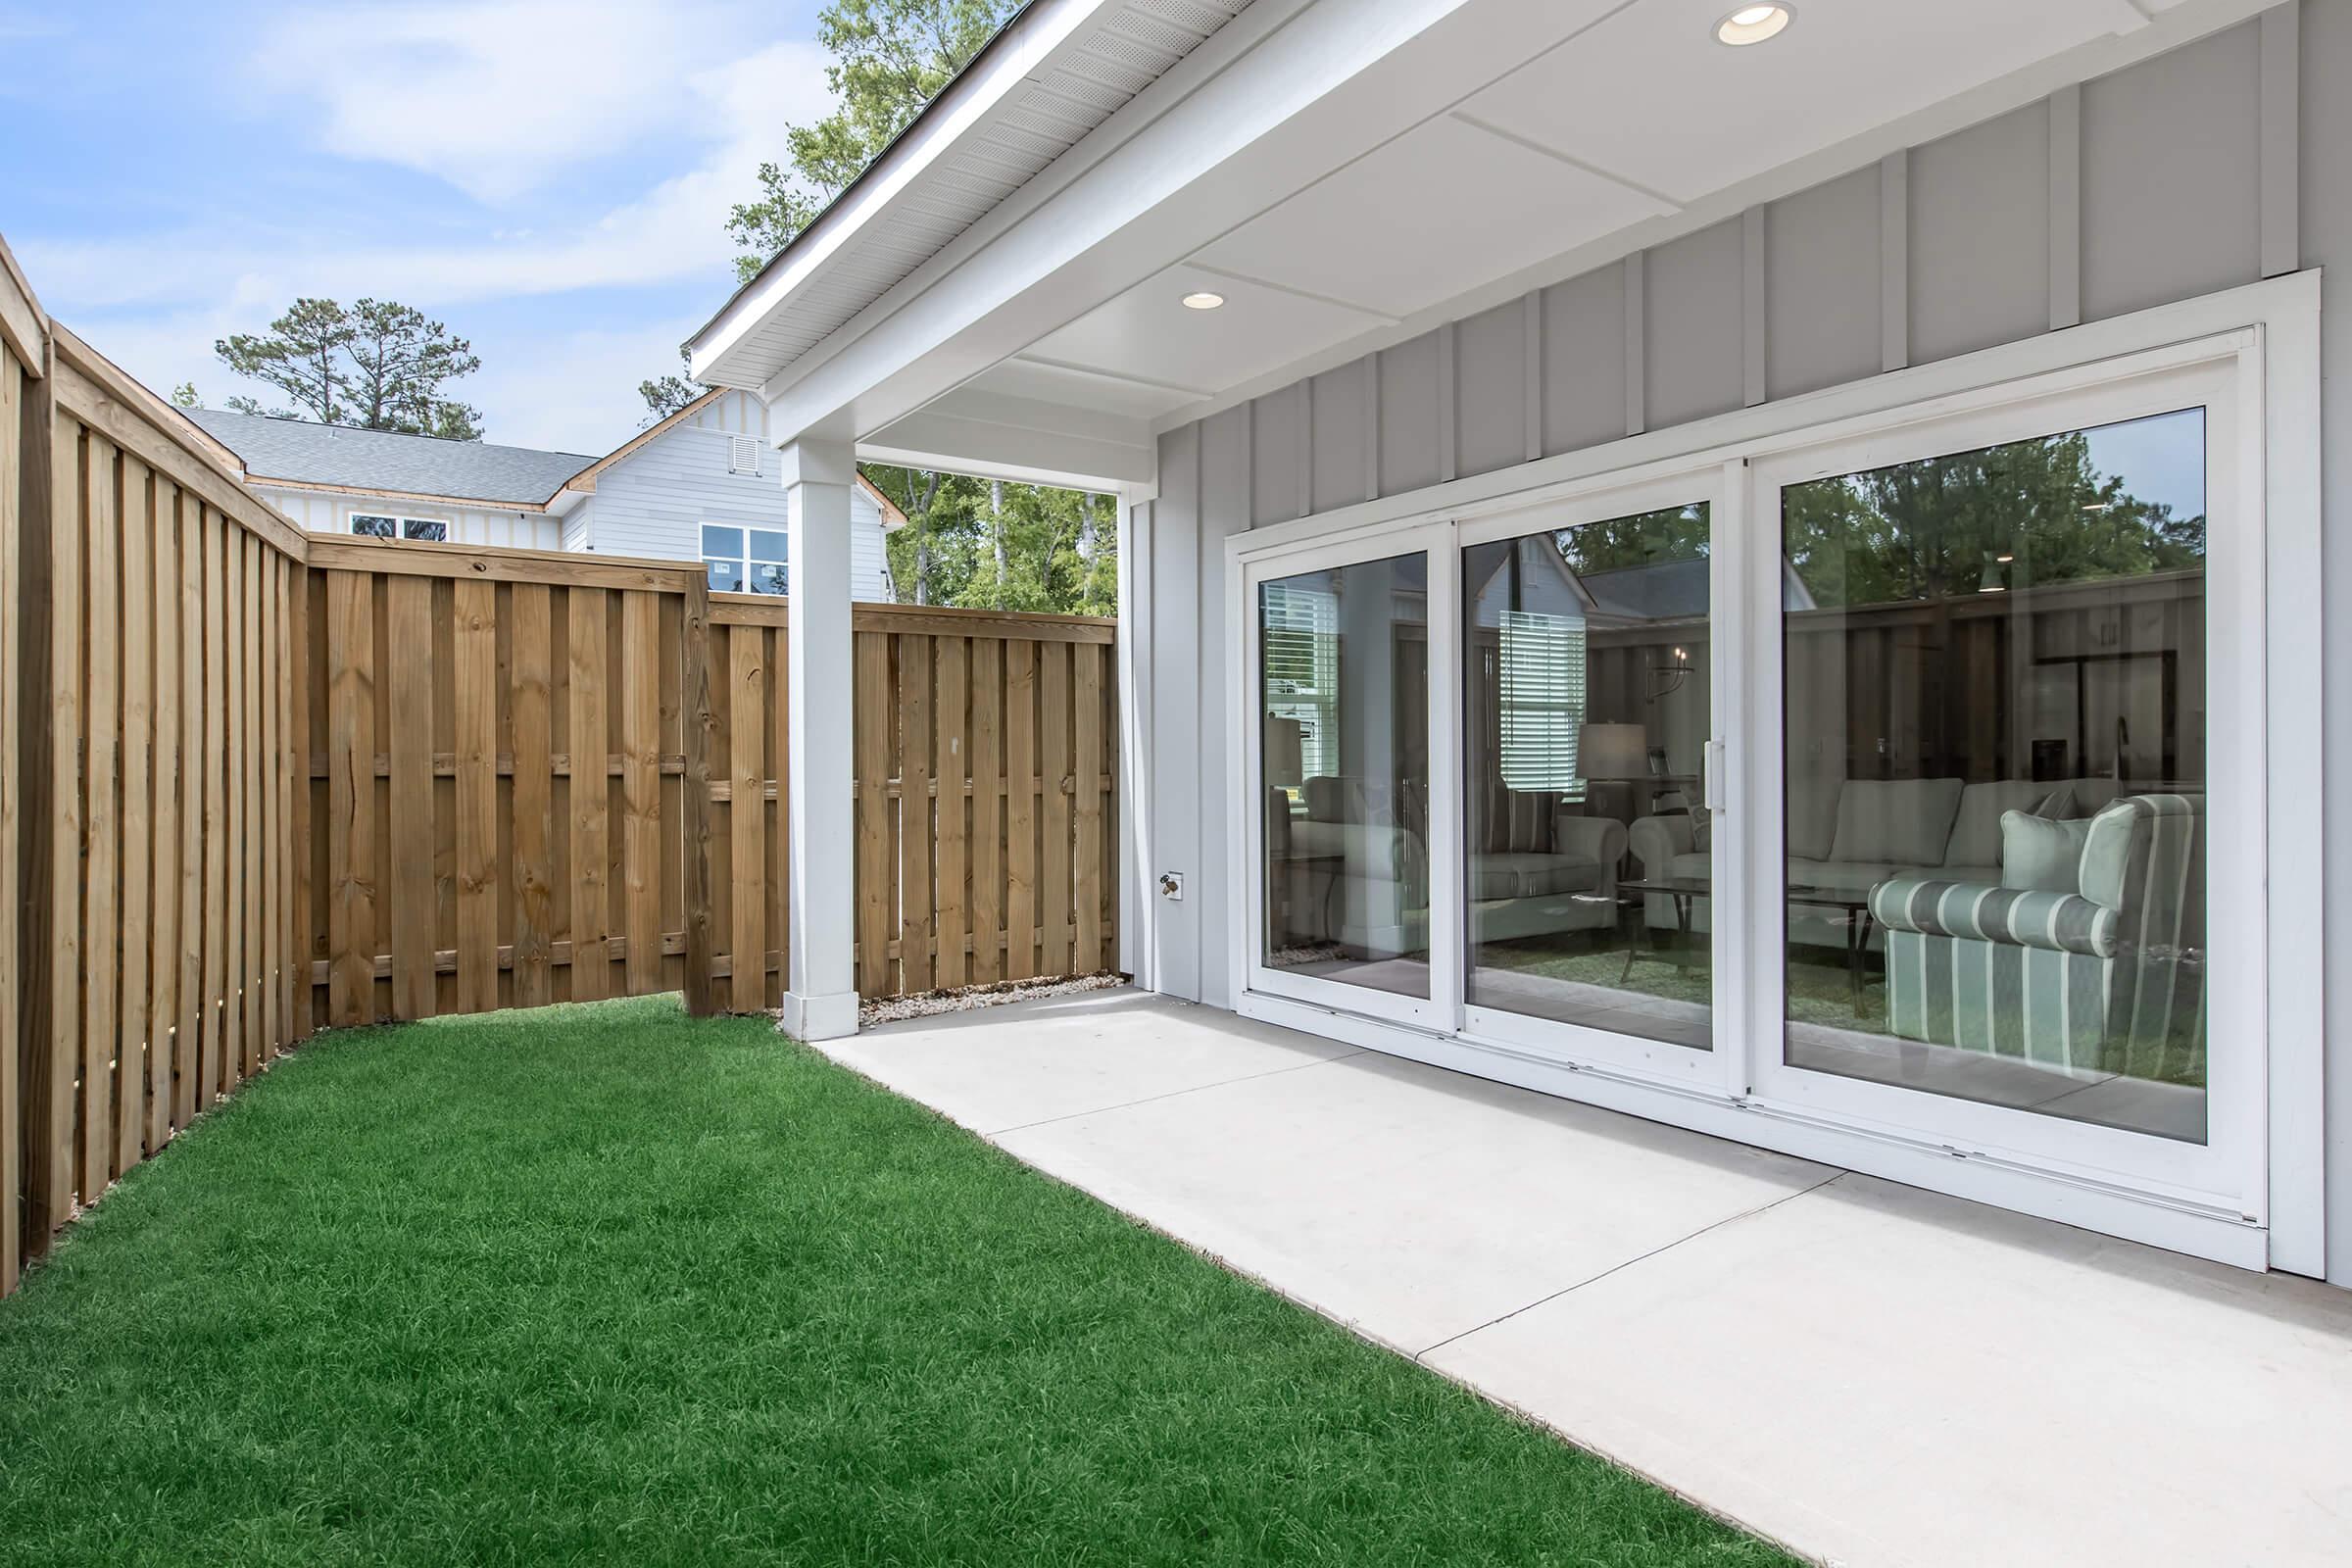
[1627,775,2139,951]
[1869,793,2206,1084]
[1265,777,1624,959]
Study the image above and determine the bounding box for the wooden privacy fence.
[1,235,1119,1297]
[2,246,312,1297]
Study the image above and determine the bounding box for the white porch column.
[778,437,858,1040]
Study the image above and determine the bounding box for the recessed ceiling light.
[1715,3,1792,46]
[1181,290,1225,311]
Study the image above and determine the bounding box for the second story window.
[702,523,787,595]
[352,513,449,542]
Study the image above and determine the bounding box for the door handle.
[1703,740,1727,812]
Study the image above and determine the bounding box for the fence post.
[15,328,65,1262]
[2,287,44,1291]
[681,572,714,1016]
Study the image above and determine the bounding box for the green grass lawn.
[0,997,1793,1567]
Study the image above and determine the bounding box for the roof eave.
[685,0,1102,388]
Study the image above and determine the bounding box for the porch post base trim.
[779,988,859,1042]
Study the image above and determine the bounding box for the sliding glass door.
[1744,362,2259,1200]
[1456,478,1730,1081]
[1245,524,1456,1027]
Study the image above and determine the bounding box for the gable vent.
[728,434,760,476]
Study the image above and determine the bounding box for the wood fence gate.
[1,235,1119,1296]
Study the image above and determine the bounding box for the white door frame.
[1235,520,1461,1031]
[1740,358,2259,1219]
[1220,271,2322,1274]
[1452,466,1742,1091]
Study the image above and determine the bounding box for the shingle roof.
[185,408,595,507]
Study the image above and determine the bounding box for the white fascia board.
[687,0,1114,384]
[761,0,1489,443]
[859,405,1153,488]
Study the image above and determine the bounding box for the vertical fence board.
[1040,639,1073,980]
[680,576,713,1015]
[854,631,891,995]
[729,623,764,1010]
[81,434,121,1187]
[289,565,313,1042]
[172,495,203,1124]
[453,579,498,1011]
[619,590,661,997]
[118,457,153,1159]
[567,588,610,1002]
[897,634,934,994]
[766,622,789,1009]
[200,512,229,1093]
[220,526,247,1091]
[238,535,265,1081]
[968,639,1003,985]
[1004,640,1038,982]
[934,637,968,990]
[510,583,555,1007]
[261,552,283,1067]
[385,576,433,1017]
[122,463,161,1142]
[325,570,375,1026]
[146,486,180,1144]
[0,351,18,1289]
[1072,643,1103,976]
[35,410,80,1232]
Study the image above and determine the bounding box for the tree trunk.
[991,480,1006,609]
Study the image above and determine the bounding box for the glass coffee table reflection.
[1616,877,1878,1015]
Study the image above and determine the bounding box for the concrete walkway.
[820,988,2352,1568]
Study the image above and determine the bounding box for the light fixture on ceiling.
[1181,290,1225,311]
[1715,4,1792,46]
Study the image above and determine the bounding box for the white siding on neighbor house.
[572,388,893,600]
[259,485,562,549]
[1134,6,2352,1284]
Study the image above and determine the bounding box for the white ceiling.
[892,0,2236,473]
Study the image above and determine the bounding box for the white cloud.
[22,35,830,312]
[16,17,836,451]
[257,1,749,205]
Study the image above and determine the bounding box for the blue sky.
[0,0,836,455]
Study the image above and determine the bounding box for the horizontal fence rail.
[2,232,1121,1297]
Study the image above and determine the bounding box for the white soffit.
[1027,260,1389,394]
[972,356,1204,419]
[1462,0,2152,204]
[697,0,1252,387]
[1193,113,1672,318]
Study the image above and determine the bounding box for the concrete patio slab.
[1426,1172,2352,1568]
[833,986,1356,1134]
[996,1044,1830,1352]
[815,989,2352,1568]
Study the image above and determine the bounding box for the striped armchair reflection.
[1870,794,2206,1087]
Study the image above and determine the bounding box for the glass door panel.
[1776,408,2209,1145]
[1461,505,1713,1052]
[1258,551,1433,1004]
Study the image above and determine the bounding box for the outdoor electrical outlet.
[1158,872,1184,901]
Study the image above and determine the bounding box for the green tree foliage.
[866,467,1117,615]
[1783,424,2204,608]
[216,298,484,439]
[1537,422,2203,611]
[639,348,709,427]
[725,0,1020,282]
[169,382,200,410]
[728,0,1114,616]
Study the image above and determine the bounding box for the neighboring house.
[185,389,901,599]
[686,0,2352,1294]
[551,388,902,598]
